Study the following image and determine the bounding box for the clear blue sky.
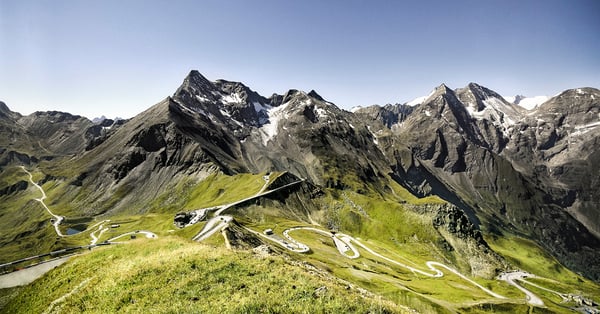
[1,0,599,118]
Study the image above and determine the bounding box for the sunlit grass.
[2,237,404,313]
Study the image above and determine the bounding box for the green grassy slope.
[1,237,405,313]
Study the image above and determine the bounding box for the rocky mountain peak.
[184,70,213,91]
[0,101,13,119]
[465,82,504,101]
[553,87,599,101]
[174,70,220,106]
[420,84,456,107]
[435,83,452,94]
[281,89,303,103]
[0,101,9,113]
[307,90,325,101]
[456,83,506,110]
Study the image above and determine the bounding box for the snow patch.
[315,107,328,119]
[406,96,428,107]
[424,110,431,117]
[259,101,292,145]
[221,92,243,104]
[503,96,516,104]
[464,96,519,137]
[514,96,549,110]
[219,109,231,118]
[196,95,213,103]
[350,106,363,112]
[406,89,436,107]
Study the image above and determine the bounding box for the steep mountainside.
[356,83,600,280]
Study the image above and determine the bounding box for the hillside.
[0,237,404,313]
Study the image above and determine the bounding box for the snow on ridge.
[517,96,549,110]
[503,96,516,104]
[350,106,363,113]
[406,96,427,107]
[259,101,292,145]
[464,96,517,136]
[406,89,436,107]
[503,95,549,110]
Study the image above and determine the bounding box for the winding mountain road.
[498,271,544,306]
[519,278,569,302]
[205,218,558,305]
[276,227,505,300]
[21,166,64,237]
[20,167,116,245]
[89,221,110,245]
[192,216,233,242]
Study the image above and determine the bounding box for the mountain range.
[1,70,599,312]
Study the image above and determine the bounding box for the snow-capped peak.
[405,89,436,107]
[350,105,363,113]
[503,95,549,110]
[406,96,428,107]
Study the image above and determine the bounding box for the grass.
[145,172,273,215]
[0,167,28,190]
[183,172,271,209]
[1,237,406,313]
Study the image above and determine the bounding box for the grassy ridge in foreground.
[1,237,407,313]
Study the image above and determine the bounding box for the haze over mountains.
[1,71,599,312]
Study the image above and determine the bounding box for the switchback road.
[21,166,64,237]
